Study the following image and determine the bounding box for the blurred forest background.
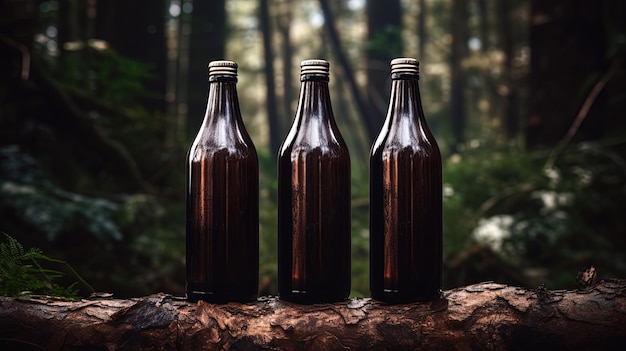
[1,0,625,298]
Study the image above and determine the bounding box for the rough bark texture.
[1,280,625,350]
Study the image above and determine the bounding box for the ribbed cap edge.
[390,57,419,75]
[209,60,238,76]
[300,59,330,76]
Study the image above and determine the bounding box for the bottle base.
[187,290,257,304]
[371,289,442,304]
[279,290,349,304]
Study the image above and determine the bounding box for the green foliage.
[57,47,158,107]
[441,145,546,267]
[91,49,159,105]
[366,25,403,58]
[442,140,626,289]
[257,150,278,295]
[502,140,626,287]
[0,146,123,241]
[0,233,93,299]
[4,0,623,300]
[120,193,185,296]
[2,39,185,297]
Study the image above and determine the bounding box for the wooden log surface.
[1,279,625,350]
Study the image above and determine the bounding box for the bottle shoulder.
[279,140,350,162]
[189,126,257,161]
[371,141,440,163]
[279,117,348,156]
[188,143,257,162]
[371,119,439,157]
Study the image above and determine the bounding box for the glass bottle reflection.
[370,58,443,303]
[186,60,259,303]
[278,59,351,304]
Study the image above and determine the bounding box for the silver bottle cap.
[209,60,238,77]
[300,59,330,76]
[390,57,419,75]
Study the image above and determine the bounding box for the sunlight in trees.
[0,0,624,298]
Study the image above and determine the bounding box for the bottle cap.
[390,57,419,75]
[300,59,330,76]
[209,60,238,77]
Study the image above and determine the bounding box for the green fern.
[0,233,93,299]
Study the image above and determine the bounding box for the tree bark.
[1,280,625,350]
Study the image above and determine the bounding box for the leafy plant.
[441,139,626,289]
[0,233,93,299]
[0,145,124,242]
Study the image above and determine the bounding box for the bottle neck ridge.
[391,72,419,81]
[300,74,329,82]
[209,75,237,83]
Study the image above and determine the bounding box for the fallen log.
[1,279,625,350]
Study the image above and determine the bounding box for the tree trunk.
[277,0,294,142]
[526,0,611,147]
[57,0,82,74]
[477,0,489,54]
[95,0,168,113]
[0,0,36,82]
[260,0,282,159]
[496,0,520,139]
[366,0,403,122]
[2,280,625,350]
[186,0,226,135]
[450,0,468,153]
[418,0,426,59]
[319,0,378,144]
[171,0,193,146]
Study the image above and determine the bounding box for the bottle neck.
[388,76,425,124]
[295,77,333,122]
[370,74,432,150]
[204,78,241,124]
[278,76,339,152]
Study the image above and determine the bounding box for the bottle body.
[186,61,259,303]
[278,60,351,304]
[370,58,442,303]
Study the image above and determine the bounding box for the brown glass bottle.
[186,60,259,303]
[370,58,442,303]
[278,59,351,304]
